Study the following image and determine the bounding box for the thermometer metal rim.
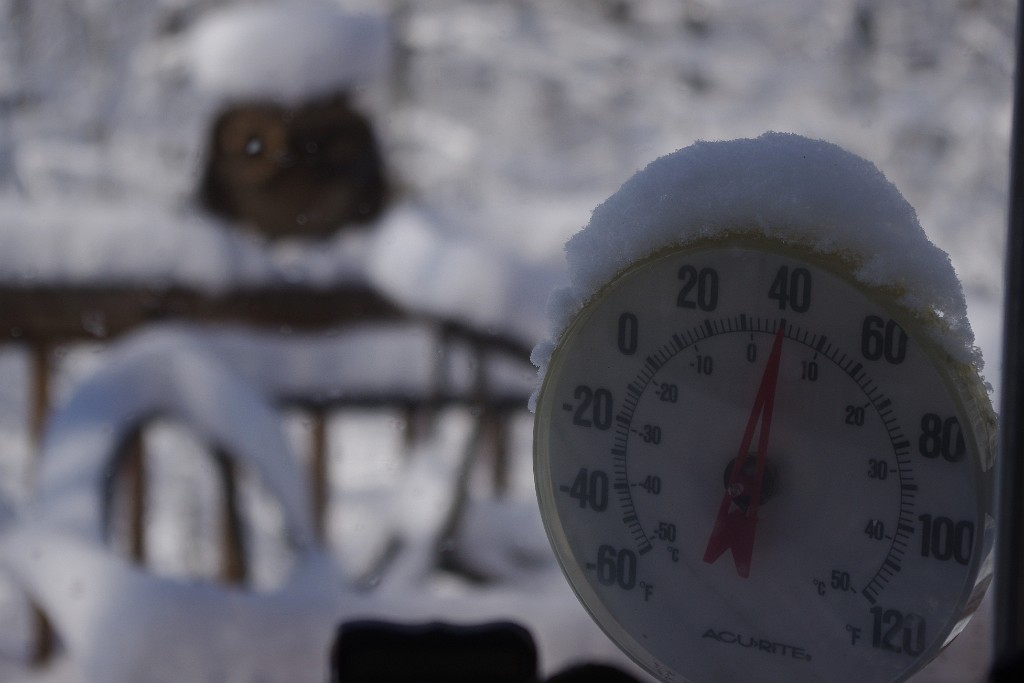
[534,234,995,683]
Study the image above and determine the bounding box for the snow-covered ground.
[0,0,1015,681]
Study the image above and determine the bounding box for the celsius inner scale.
[532,134,995,683]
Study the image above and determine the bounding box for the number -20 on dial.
[534,238,994,683]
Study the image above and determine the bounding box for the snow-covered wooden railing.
[0,282,531,463]
[0,283,535,666]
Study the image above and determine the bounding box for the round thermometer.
[534,237,994,683]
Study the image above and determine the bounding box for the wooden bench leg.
[28,341,54,665]
[28,342,50,458]
[485,411,509,498]
[118,427,147,563]
[214,450,247,585]
[310,408,329,542]
[29,604,54,667]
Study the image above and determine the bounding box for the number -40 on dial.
[534,238,994,683]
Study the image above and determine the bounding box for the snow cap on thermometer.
[530,132,978,410]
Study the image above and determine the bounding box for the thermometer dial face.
[534,240,994,683]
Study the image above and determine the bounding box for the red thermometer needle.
[703,323,785,578]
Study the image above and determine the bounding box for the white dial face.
[534,241,993,683]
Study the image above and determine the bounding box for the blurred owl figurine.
[199,94,389,239]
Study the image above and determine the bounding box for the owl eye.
[216,107,289,184]
[243,137,264,156]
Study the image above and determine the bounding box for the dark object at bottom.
[331,620,538,683]
[991,649,1024,682]
[546,663,643,682]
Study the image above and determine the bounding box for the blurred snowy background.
[0,0,1016,681]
